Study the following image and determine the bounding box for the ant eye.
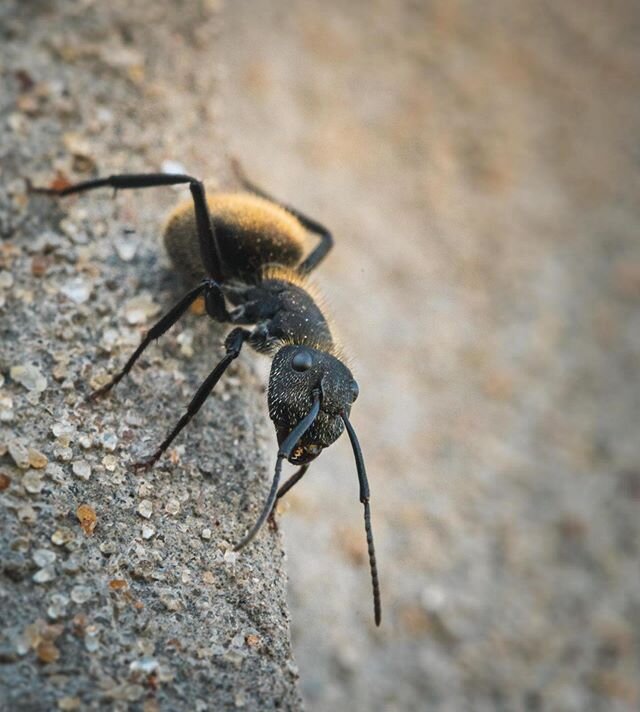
[292,350,313,372]
[350,380,359,402]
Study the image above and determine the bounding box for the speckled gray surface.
[0,2,301,710]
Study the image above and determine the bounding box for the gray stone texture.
[0,2,301,710]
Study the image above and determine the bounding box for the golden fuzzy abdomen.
[163,192,307,283]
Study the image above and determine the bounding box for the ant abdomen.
[164,192,307,282]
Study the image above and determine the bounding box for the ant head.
[268,344,359,464]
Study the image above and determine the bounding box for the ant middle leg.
[31,172,225,283]
[230,158,333,274]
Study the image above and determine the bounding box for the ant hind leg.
[230,158,333,274]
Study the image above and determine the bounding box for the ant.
[32,160,381,626]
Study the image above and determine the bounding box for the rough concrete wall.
[0,2,301,710]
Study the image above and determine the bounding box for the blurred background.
[218,1,640,710]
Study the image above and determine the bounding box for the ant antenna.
[234,392,321,551]
[342,412,382,626]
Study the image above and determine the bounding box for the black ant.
[32,160,381,626]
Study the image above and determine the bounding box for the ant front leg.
[276,464,310,501]
[132,326,250,471]
[267,463,310,531]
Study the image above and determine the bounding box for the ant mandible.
[33,160,381,626]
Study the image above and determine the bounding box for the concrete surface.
[0,2,301,710]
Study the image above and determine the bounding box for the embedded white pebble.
[59,277,91,304]
[33,549,57,567]
[33,566,56,584]
[72,460,92,480]
[10,364,47,392]
[70,585,93,604]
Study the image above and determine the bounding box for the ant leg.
[230,158,333,274]
[267,464,310,529]
[88,279,228,401]
[88,282,208,401]
[133,327,250,471]
[276,464,309,501]
[31,172,225,283]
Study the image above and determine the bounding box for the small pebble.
[33,549,57,567]
[47,593,69,621]
[223,550,238,565]
[17,504,37,523]
[0,393,14,422]
[28,448,48,469]
[124,293,160,325]
[76,504,97,535]
[245,634,261,649]
[70,585,93,604]
[141,525,155,539]
[177,330,194,357]
[159,594,181,611]
[165,498,180,515]
[0,270,14,289]
[33,566,56,584]
[8,439,30,469]
[58,696,81,711]
[102,454,117,471]
[46,463,66,483]
[84,625,100,652]
[162,159,186,175]
[130,657,159,675]
[60,277,91,304]
[23,469,45,494]
[114,237,137,262]
[137,500,153,519]
[10,364,47,392]
[201,528,212,540]
[54,445,73,462]
[72,460,91,480]
[36,640,60,664]
[51,527,75,546]
[100,431,118,451]
[51,422,75,439]
[31,254,49,277]
[234,691,247,708]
